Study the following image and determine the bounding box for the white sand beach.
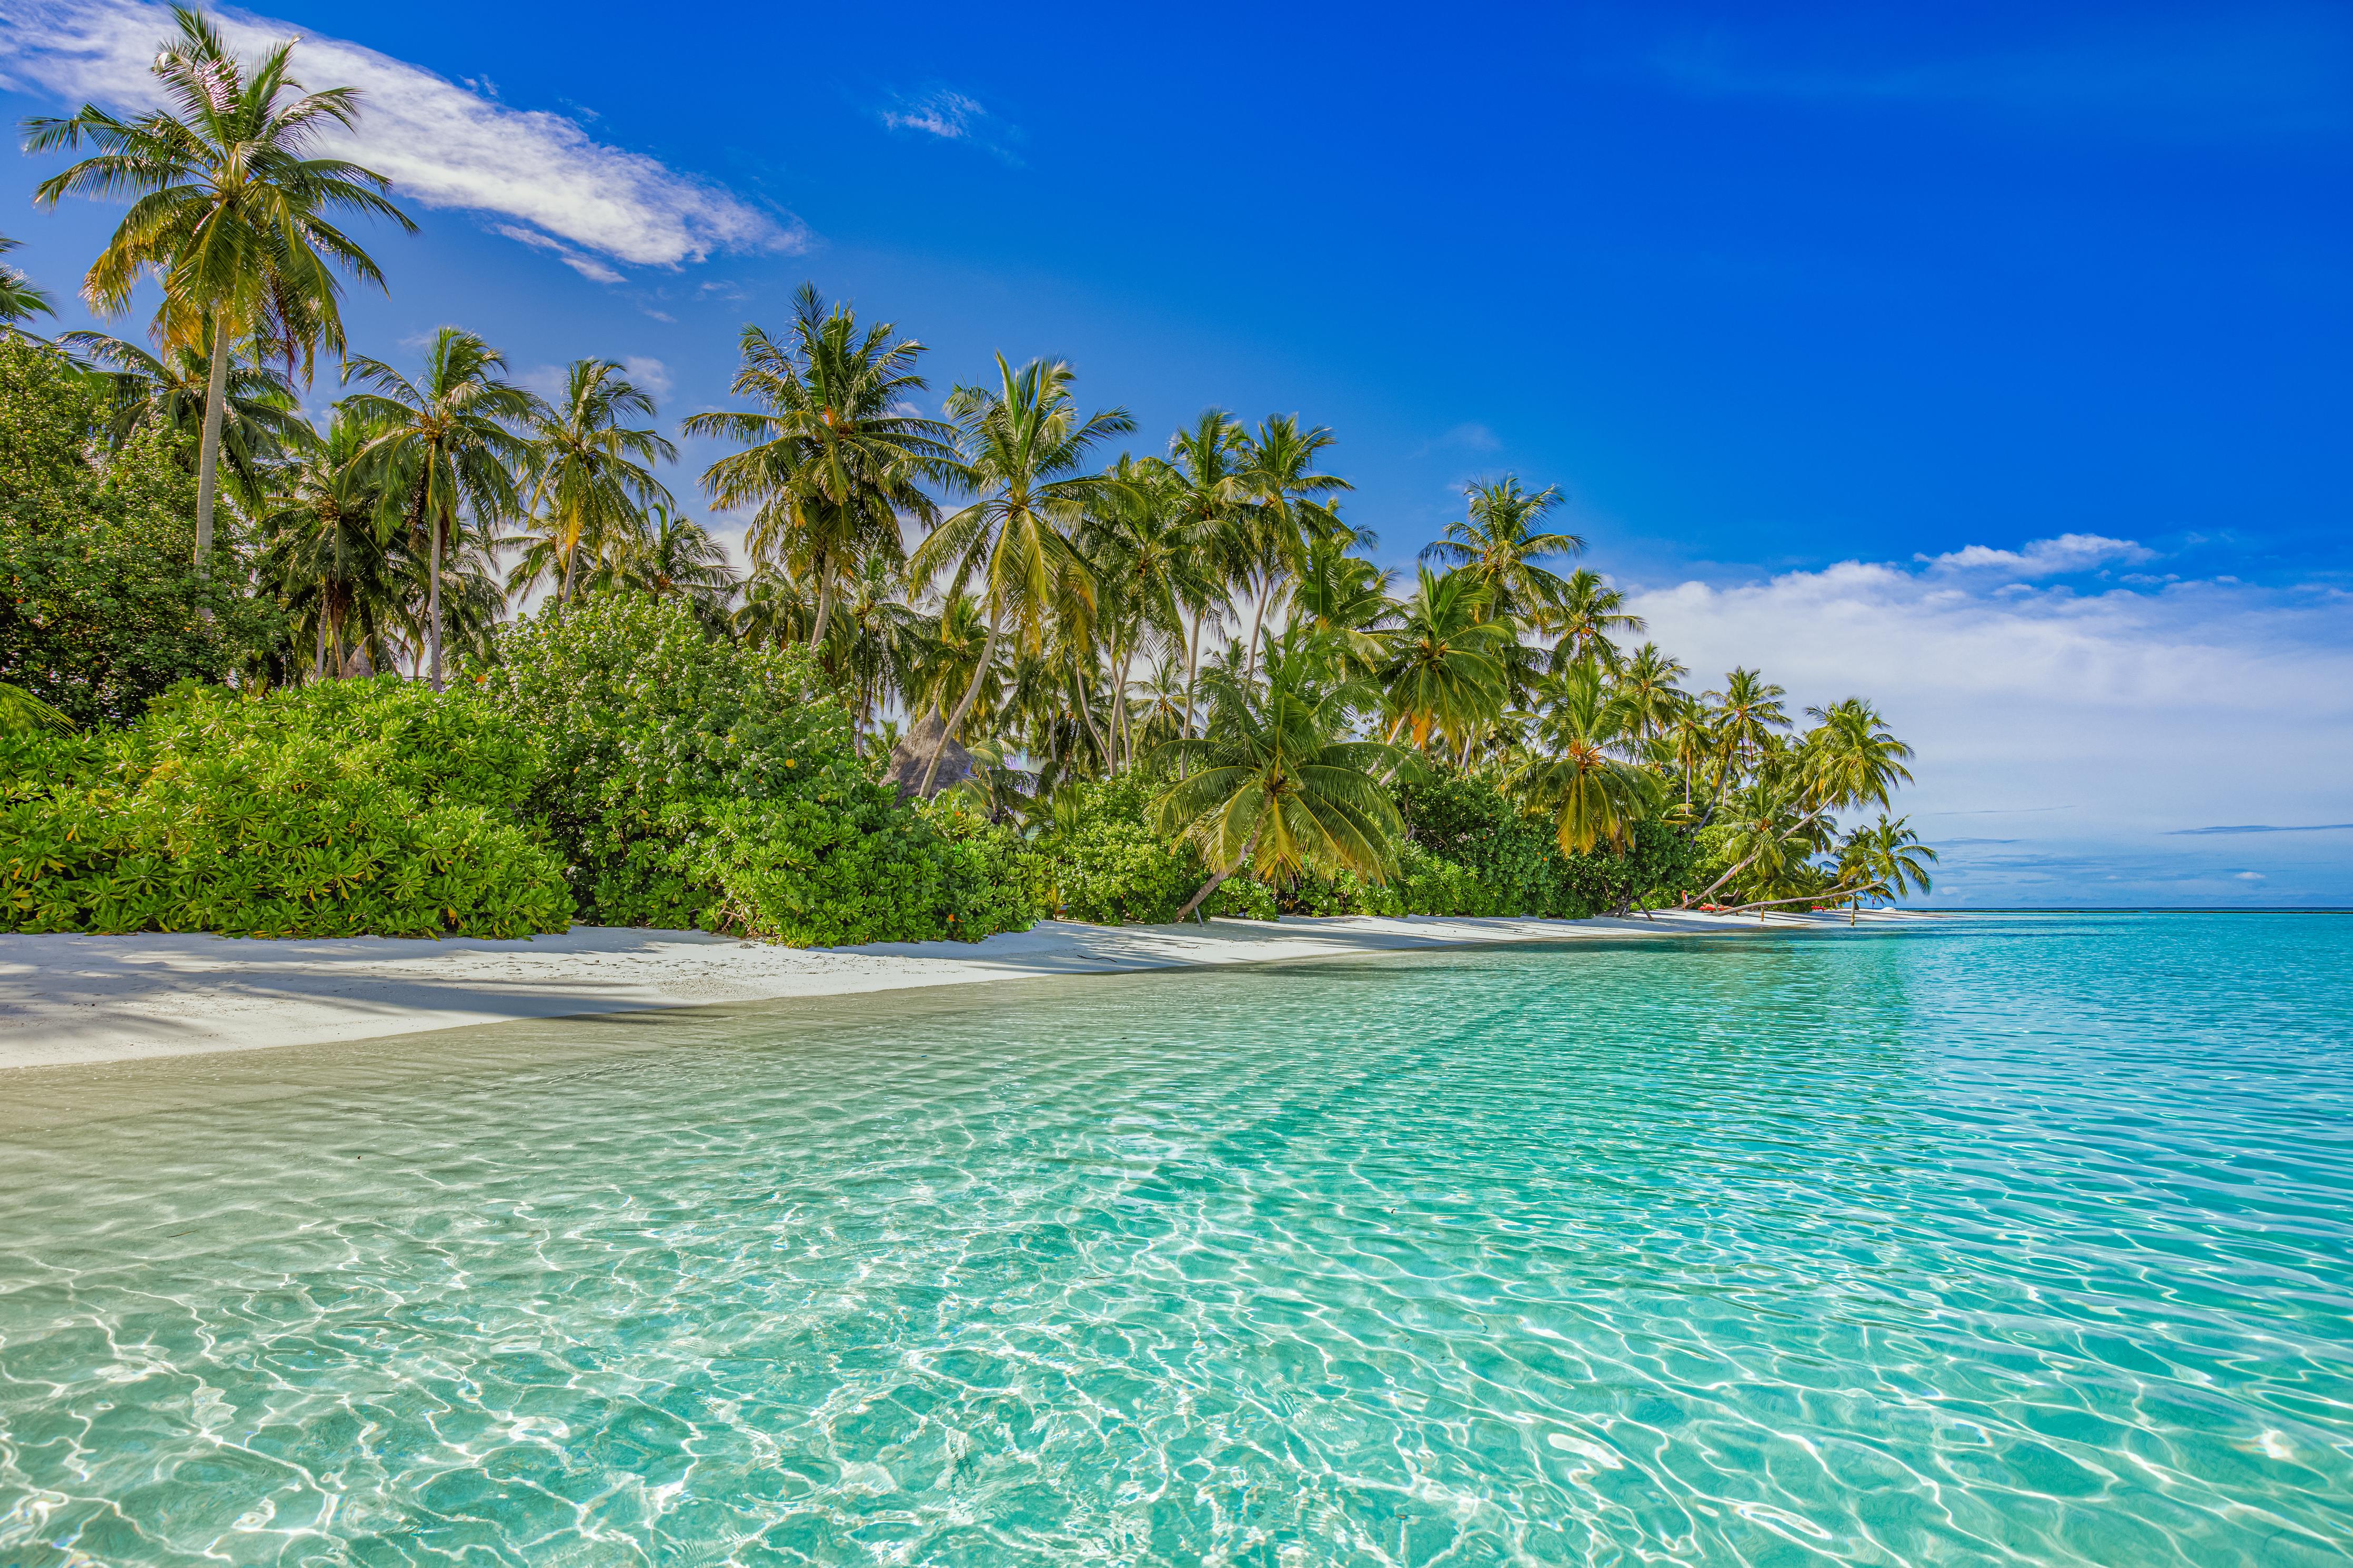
[0,908,1928,1071]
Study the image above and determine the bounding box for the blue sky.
[2,0,2348,905]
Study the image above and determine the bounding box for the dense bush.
[0,679,574,937]
[1025,774,1204,924]
[0,338,290,726]
[474,593,1039,945]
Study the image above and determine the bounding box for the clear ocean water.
[0,912,2346,1566]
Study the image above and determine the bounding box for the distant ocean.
[2,912,2345,1563]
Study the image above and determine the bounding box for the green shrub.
[0,338,290,725]
[0,679,574,937]
[475,593,1039,945]
[1027,775,1204,925]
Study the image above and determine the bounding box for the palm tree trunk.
[426,510,446,693]
[559,533,576,604]
[1074,674,1108,775]
[1245,580,1270,678]
[920,599,998,797]
[192,316,230,572]
[808,552,834,648]
[314,606,328,684]
[1174,828,1261,924]
[1182,612,1203,739]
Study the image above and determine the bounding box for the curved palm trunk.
[1073,673,1108,775]
[192,317,230,572]
[920,599,999,797]
[559,533,577,604]
[1173,827,1260,924]
[808,553,834,649]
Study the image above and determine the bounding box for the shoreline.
[0,908,1930,1073]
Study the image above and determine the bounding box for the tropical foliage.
[0,6,1937,942]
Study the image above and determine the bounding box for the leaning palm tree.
[25,6,414,567]
[686,285,956,646]
[518,358,675,601]
[0,236,56,333]
[341,328,534,690]
[908,355,1133,795]
[1374,567,1516,754]
[1512,663,1662,854]
[1153,662,1406,921]
[1802,698,1916,816]
[1421,475,1583,622]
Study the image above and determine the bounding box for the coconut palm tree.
[341,328,534,691]
[1539,568,1646,674]
[1688,780,1820,908]
[1420,475,1583,621]
[1512,663,1662,854]
[1802,698,1916,815]
[256,407,405,679]
[57,327,308,505]
[518,358,675,602]
[1082,455,1219,770]
[734,570,816,651]
[1614,644,1690,744]
[1153,662,1405,920]
[1232,413,1353,671]
[0,681,75,734]
[1374,567,1516,753]
[1705,666,1790,782]
[1838,816,1937,910]
[1162,409,1251,732]
[25,6,414,567]
[686,285,955,646]
[908,355,1133,794]
[826,550,928,754]
[0,236,55,333]
[614,504,735,604]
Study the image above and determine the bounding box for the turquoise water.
[0,914,2347,1566]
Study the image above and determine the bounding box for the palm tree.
[1802,698,1916,815]
[1291,534,1395,677]
[616,504,736,605]
[735,570,816,651]
[1082,455,1218,770]
[1153,662,1405,920]
[686,285,956,647]
[1420,476,1583,621]
[908,355,1133,794]
[58,327,308,506]
[1614,644,1690,744]
[0,236,55,332]
[1540,568,1645,674]
[257,407,404,679]
[0,681,75,734]
[826,550,927,754]
[341,327,534,690]
[1375,567,1516,754]
[1512,663,1662,855]
[1706,666,1790,782]
[1838,816,1937,917]
[1162,409,1251,734]
[25,6,414,567]
[1689,780,1819,908]
[1233,413,1353,671]
[518,359,675,601]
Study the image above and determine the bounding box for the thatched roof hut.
[882,713,973,802]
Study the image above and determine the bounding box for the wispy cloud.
[2168,823,2353,836]
[879,87,1022,164]
[0,0,807,270]
[1920,533,2152,577]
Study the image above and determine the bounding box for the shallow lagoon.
[1,913,2346,1565]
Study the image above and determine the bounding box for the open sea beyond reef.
[0,913,2346,1566]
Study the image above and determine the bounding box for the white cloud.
[1625,549,2353,904]
[1920,532,2154,576]
[879,87,1021,163]
[0,0,805,269]
[622,355,671,399]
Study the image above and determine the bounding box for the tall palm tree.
[1511,663,1661,855]
[1152,662,1405,921]
[1539,568,1645,674]
[25,6,413,567]
[1375,567,1516,754]
[1838,816,1937,915]
[1614,643,1691,744]
[517,358,675,602]
[686,285,956,647]
[1083,455,1219,770]
[1706,666,1790,782]
[0,236,55,332]
[1233,413,1352,671]
[1420,475,1583,622]
[1802,698,1916,815]
[1162,409,1251,733]
[257,407,404,679]
[58,327,308,505]
[616,504,736,605]
[341,328,534,690]
[908,355,1133,794]
[734,570,816,651]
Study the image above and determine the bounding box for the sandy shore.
[0,908,1927,1071]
